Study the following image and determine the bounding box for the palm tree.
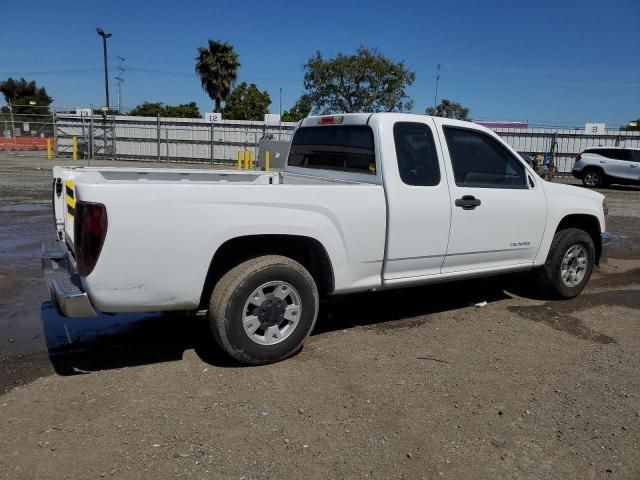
[195,40,241,113]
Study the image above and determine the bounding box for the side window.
[393,122,440,186]
[601,149,632,161]
[634,151,640,163]
[619,150,633,162]
[443,127,527,189]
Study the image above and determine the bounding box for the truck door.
[438,125,546,273]
[379,115,452,280]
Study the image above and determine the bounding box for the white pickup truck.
[43,113,610,364]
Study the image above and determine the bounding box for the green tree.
[128,102,164,117]
[281,95,312,122]
[164,102,200,118]
[0,77,53,124]
[128,101,201,118]
[426,99,471,121]
[195,40,241,113]
[222,82,271,121]
[302,47,415,114]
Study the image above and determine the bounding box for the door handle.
[630,164,638,168]
[599,160,608,164]
[455,195,481,210]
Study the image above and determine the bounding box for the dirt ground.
[0,151,639,479]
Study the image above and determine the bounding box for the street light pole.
[96,28,112,110]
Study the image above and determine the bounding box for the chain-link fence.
[1,104,54,151]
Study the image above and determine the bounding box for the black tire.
[208,255,319,365]
[534,228,595,299]
[582,168,605,188]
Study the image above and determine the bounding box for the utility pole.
[96,28,112,110]
[433,64,441,109]
[115,56,126,113]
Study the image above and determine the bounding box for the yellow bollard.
[237,150,242,169]
[244,150,250,170]
[46,139,52,160]
[72,136,78,161]
[249,150,254,170]
[265,151,270,171]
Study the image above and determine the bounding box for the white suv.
[572,147,640,188]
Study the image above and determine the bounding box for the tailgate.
[52,166,77,251]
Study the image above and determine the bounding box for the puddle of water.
[509,304,616,344]
[41,302,165,352]
[508,287,640,345]
[0,206,53,264]
[0,202,50,213]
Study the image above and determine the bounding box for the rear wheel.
[209,255,319,365]
[582,168,604,188]
[534,228,595,298]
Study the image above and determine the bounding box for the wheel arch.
[555,214,603,265]
[199,234,335,309]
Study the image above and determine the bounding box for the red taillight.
[318,115,344,125]
[575,154,582,162]
[74,201,107,276]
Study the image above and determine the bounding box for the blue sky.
[1,0,638,127]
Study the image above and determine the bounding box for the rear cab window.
[288,126,376,174]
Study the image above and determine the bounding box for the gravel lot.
[0,152,639,479]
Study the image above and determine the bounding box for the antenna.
[114,56,126,113]
[433,64,441,109]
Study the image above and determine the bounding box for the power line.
[115,56,126,113]
[0,68,105,75]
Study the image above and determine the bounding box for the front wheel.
[534,228,595,298]
[208,255,319,365]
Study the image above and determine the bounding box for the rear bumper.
[571,169,583,179]
[42,240,97,318]
[599,232,612,264]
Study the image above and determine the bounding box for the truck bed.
[52,165,387,313]
[57,167,372,187]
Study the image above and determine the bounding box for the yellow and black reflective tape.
[65,179,75,217]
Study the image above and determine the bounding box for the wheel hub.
[560,244,588,288]
[255,298,287,327]
[242,281,302,346]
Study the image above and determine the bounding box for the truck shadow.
[41,275,520,376]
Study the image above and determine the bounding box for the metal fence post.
[89,113,94,161]
[156,114,161,162]
[112,116,116,160]
[210,121,215,165]
[103,116,107,159]
[52,110,57,157]
[165,127,169,162]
